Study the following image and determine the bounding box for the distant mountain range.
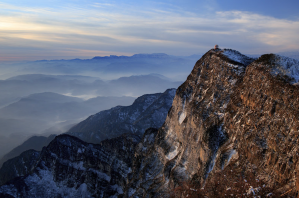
[0,92,135,159]
[0,92,135,121]
[0,53,201,81]
[0,72,181,165]
[0,73,181,108]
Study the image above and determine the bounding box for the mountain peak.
[132,53,169,58]
[206,48,256,66]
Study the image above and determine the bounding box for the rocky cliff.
[67,88,176,144]
[125,49,299,197]
[0,150,40,186]
[124,49,254,197]
[0,134,140,198]
[223,53,299,196]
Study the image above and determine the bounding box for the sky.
[0,0,299,61]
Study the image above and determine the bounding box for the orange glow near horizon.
[0,2,298,60]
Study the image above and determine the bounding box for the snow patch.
[24,169,92,198]
[110,184,124,194]
[179,100,186,124]
[271,55,299,84]
[90,169,111,182]
[166,142,180,160]
[0,184,18,197]
[222,49,251,65]
[127,188,136,197]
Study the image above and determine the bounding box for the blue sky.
[0,0,298,60]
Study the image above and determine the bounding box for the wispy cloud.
[0,2,298,60]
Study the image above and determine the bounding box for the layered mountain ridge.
[0,134,140,198]
[1,48,299,197]
[0,89,176,186]
[67,88,176,144]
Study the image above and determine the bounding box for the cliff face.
[224,54,299,194]
[1,49,299,197]
[125,49,255,197]
[125,50,299,197]
[0,134,140,198]
[0,150,40,186]
[67,88,176,144]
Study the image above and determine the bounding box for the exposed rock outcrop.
[0,134,140,198]
[0,150,40,186]
[125,49,255,197]
[67,88,176,144]
[125,50,299,197]
[224,53,299,195]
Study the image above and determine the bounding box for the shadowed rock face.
[0,134,140,198]
[124,49,255,197]
[125,49,299,197]
[0,150,40,186]
[67,88,176,144]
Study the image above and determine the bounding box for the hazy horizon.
[1,0,298,61]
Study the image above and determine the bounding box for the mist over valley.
[0,54,192,160]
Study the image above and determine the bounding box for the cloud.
[0,2,299,60]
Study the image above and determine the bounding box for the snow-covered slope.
[271,54,299,84]
[0,134,140,198]
[66,88,176,144]
[0,150,40,186]
[222,49,256,66]
[222,50,299,84]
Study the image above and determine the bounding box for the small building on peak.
[214,45,219,50]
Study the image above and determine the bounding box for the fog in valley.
[0,53,201,159]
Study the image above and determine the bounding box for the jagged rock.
[124,49,255,197]
[0,134,140,198]
[224,53,299,195]
[0,150,40,186]
[67,88,176,144]
[125,49,299,197]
